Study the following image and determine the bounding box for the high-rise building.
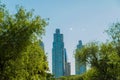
[75,40,86,74]
[52,29,67,78]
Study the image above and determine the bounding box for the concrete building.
[75,40,86,74]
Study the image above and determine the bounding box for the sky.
[2,0,120,75]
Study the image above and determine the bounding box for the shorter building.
[75,40,86,75]
[65,62,71,76]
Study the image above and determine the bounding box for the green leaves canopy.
[0,3,48,80]
[75,41,120,80]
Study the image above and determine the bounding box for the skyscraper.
[75,40,86,74]
[52,29,67,78]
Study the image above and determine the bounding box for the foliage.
[106,22,120,56]
[75,22,120,79]
[58,68,98,80]
[106,23,120,43]
[106,22,120,79]
[58,75,83,80]
[0,3,48,80]
[63,39,120,80]
[75,41,120,80]
[46,73,55,80]
[75,41,99,67]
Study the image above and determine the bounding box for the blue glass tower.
[75,40,86,74]
[52,29,66,78]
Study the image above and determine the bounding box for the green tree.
[106,22,120,79]
[106,23,120,56]
[0,3,48,80]
[46,73,55,80]
[75,41,119,80]
[75,42,99,68]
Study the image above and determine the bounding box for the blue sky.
[2,0,120,74]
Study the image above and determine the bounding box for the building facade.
[75,40,86,74]
[64,49,71,76]
[65,62,71,76]
[52,29,68,78]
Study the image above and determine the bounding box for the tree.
[74,22,120,80]
[0,3,48,80]
[46,73,55,80]
[75,41,119,80]
[106,22,120,79]
[75,42,99,68]
[106,23,120,56]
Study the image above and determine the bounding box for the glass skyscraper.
[52,29,67,78]
[75,40,86,74]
